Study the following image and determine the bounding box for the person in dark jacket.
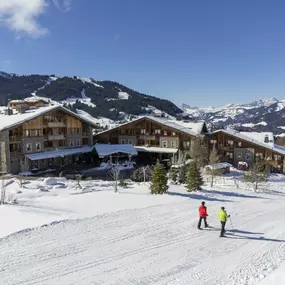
[198,201,208,229]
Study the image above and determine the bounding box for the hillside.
[0,72,182,121]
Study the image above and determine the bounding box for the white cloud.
[0,0,72,38]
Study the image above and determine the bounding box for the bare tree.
[109,167,123,193]
[75,174,83,189]
[132,165,152,183]
[208,145,220,187]
[244,162,269,192]
[0,179,6,205]
[190,136,209,168]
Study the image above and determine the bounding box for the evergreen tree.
[187,161,203,192]
[178,164,187,184]
[150,161,168,194]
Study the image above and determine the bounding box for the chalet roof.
[134,146,178,154]
[94,144,137,158]
[96,116,207,137]
[214,128,285,156]
[25,146,94,161]
[0,105,99,131]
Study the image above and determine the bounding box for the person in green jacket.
[218,207,230,237]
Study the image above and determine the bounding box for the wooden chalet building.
[207,128,285,173]
[0,103,99,174]
[94,116,208,164]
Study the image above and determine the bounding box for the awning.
[94,144,137,158]
[25,146,94,161]
[134,146,178,154]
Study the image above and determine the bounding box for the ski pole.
[229,217,234,230]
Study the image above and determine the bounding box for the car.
[59,170,85,180]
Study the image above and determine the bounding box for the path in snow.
[1,191,285,285]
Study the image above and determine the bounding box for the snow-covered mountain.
[180,98,285,134]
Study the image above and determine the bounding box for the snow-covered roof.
[94,144,137,158]
[135,146,178,154]
[215,128,285,156]
[0,105,100,131]
[96,116,206,137]
[25,146,94,161]
[205,162,232,170]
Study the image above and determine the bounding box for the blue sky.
[0,0,285,107]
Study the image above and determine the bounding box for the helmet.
[201,201,205,205]
[221,206,225,210]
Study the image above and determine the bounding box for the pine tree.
[187,161,203,192]
[150,161,168,194]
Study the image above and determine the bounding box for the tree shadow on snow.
[167,191,232,203]
[228,229,264,235]
[226,232,285,242]
[202,189,270,200]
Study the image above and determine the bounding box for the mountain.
[180,98,285,134]
[0,72,182,122]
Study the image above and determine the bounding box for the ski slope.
[1,178,285,285]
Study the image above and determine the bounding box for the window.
[229,153,233,159]
[36,142,41,151]
[238,142,242,147]
[228,140,234,145]
[210,140,217,144]
[183,141,190,148]
[26,143,32,152]
[162,141,167,148]
[128,140,133,145]
[171,141,176,148]
[237,152,242,159]
[77,128,80,134]
[121,139,125,144]
[164,131,167,136]
[245,153,252,160]
[172,132,176,136]
[76,139,81,146]
[25,130,29,137]
[68,140,74,147]
[155,129,161,135]
[141,129,146,134]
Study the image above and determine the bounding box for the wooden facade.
[207,130,285,173]
[1,106,96,174]
[95,117,207,153]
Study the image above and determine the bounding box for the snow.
[118,91,129,100]
[76,109,117,129]
[94,144,137,157]
[61,89,96,108]
[0,174,285,284]
[135,146,178,153]
[78,77,104,88]
[25,146,94,160]
[0,105,59,131]
[205,162,232,170]
[278,126,285,130]
[242,121,268,128]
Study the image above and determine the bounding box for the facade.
[94,116,208,163]
[207,129,285,173]
[0,105,98,174]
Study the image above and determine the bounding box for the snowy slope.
[180,98,285,133]
[0,175,285,284]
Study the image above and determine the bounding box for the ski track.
[1,194,285,285]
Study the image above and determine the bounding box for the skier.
[218,206,230,237]
[198,201,208,229]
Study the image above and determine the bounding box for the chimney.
[264,135,269,143]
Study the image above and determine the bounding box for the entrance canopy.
[25,146,94,161]
[134,146,178,154]
[94,144,137,158]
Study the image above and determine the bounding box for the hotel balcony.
[47,122,66,128]
[47,134,65,140]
